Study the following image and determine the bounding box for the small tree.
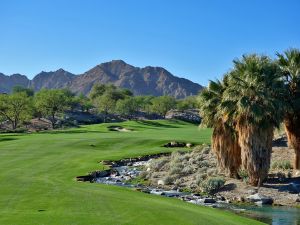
[94,94,116,122]
[116,97,138,119]
[34,89,70,128]
[0,92,33,129]
[74,93,93,112]
[151,96,176,118]
[12,85,34,97]
[177,96,198,110]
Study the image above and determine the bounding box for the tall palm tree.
[198,77,241,178]
[222,54,283,186]
[277,48,300,169]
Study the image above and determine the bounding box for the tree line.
[0,84,198,130]
[198,48,300,187]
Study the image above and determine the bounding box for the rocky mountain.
[0,60,203,98]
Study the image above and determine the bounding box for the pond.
[236,205,300,225]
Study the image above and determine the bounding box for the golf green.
[0,120,264,225]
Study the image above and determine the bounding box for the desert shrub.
[139,171,148,179]
[169,163,183,175]
[207,168,217,176]
[197,167,208,174]
[202,147,210,154]
[150,158,168,171]
[196,173,207,186]
[238,169,249,183]
[182,165,194,175]
[201,177,225,194]
[163,175,174,185]
[198,160,210,168]
[271,160,292,170]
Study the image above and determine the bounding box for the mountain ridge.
[0,60,203,98]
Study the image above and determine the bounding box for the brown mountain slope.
[0,60,203,98]
[69,60,203,98]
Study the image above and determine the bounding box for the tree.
[198,78,241,178]
[94,94,116,122]
[177,96,198,110]
[12,86,34,97]
[151,96,176,118]
[134,96,154,114]
[222,54,283,186]
[34,89,70,128]
[74,93,93,112]
[277,48,300,169]
[0,92,32,129]
[116,97,138,119]
[89,83,110,100]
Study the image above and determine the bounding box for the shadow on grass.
[135,120,180,128]
[40,130,106,135]
[0,137,18,142]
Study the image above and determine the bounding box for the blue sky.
[0,0,299,85]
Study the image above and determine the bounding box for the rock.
[288,182,300,193]
[216,195,225,201]
[247,189,258,195]
[165,109,201,124]
[150,189,164,195]
[246,193,273,205]
[186,143,193,148]
[238,196,245,202]
[157,179,165,186]
[201,198,216,204]
[164,141,186,148]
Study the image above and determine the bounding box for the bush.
[169,163,183,175]
[238,169,249,183]
[163,175,174,185]
[201,177,225,194]
[150,158,168,171]
[196,173,207,186]
[271,160,292,170]
[182,165,194,175]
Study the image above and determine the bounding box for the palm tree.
[277,48,300,169]
[222,54,283,186]
[198,77,241,178]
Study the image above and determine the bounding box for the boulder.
[246,193,273,205]
[165,109,201,124]
[186,143,193,148]
[288,182,300,194]
[157,179,165,186]
[200,198,216,204]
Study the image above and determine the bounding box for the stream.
[94,160,300,225]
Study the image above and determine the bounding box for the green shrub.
[271,160,292,170]
[201,177,225,194]
[238,169,249,182]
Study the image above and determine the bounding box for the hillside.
[0,60,203,98]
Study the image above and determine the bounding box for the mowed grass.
[0,120,264,225]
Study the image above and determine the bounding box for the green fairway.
[0,120,264,225]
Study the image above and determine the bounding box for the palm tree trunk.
[212,122,241,178]
[284,116,300,170]
[236,123,273,186]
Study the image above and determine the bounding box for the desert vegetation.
[0,84,199,131]
[198,48,300,187]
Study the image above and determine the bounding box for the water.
[237,205,300,225]
[94,160,300,225]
